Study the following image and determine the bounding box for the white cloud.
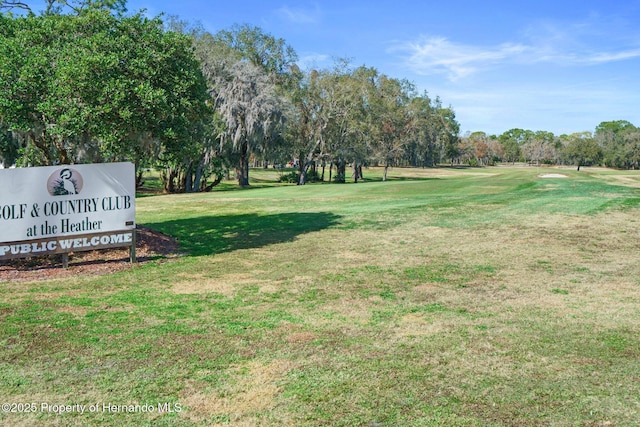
[296,53,331,71]
[276,4,321,24]
[393,29,640,81]
[385,13,640,134]
[580,49,640,64]
[393,36,530,81]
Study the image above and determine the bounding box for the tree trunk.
[161,167,179,193]
[237,140,250,186]
[298,160,311,185]
[297,140,322,185]
[135,168,145,188]
[383,164,389,181]
[202,174,223,191]
[193,158,205,192]
[185,166,193,192]
[334,159,346,183]
[55,139,71,165]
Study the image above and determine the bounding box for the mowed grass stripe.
[1,166,639,426]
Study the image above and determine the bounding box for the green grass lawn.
[1,166,640,426]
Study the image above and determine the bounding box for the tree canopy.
[562,133,602,171]
[0,10,208,169]
[1,2,636,190]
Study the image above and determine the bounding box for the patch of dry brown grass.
[180,359,296,425]
[171,273,248,296]
[385,166,498,179]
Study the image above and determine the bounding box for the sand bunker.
[539,173,568,178]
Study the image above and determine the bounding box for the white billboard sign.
[0,162,135,260]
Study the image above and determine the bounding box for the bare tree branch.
[0,0,127,14]
[0,1,33,12]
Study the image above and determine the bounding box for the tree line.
[459,121,640,171]
[1,1,637,192]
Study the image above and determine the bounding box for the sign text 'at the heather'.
[0,162,135,260]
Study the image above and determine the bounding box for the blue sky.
[22,1,640,135]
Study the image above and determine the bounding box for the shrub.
[278,171,300,183]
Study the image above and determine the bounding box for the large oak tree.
[0,10,208,170]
